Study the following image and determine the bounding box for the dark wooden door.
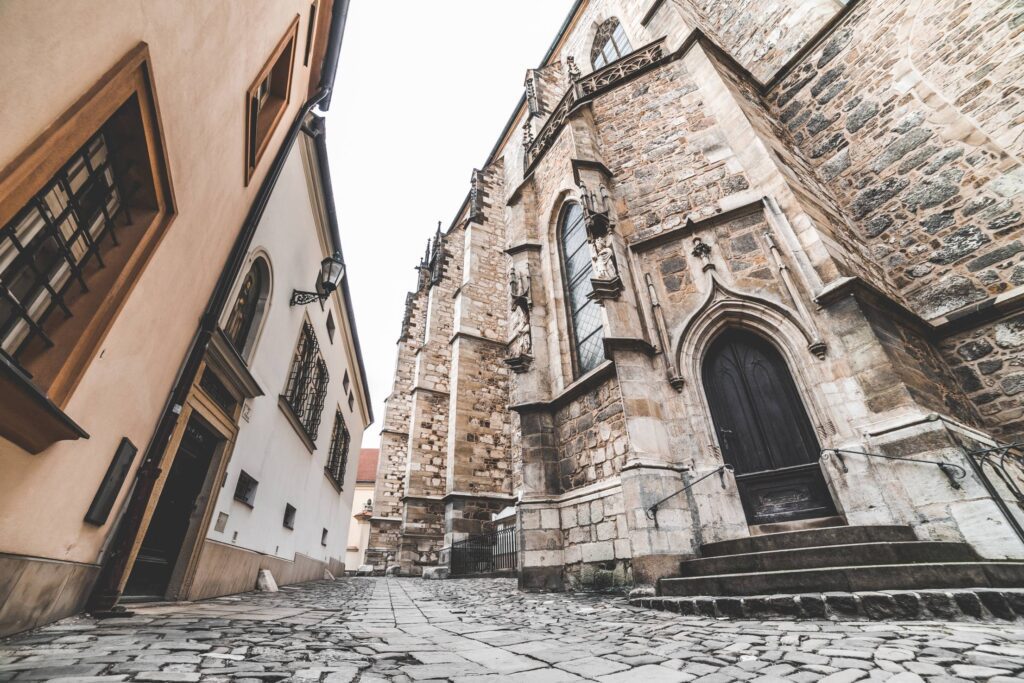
[123,419,218,598]
[703,330,835,525]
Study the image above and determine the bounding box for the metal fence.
[450,527,517,576]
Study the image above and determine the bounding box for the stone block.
[255,569,278,592]
[613,539,631,559]
[580,541,615,563]
[540,508,560,530]
[421,566,449,580]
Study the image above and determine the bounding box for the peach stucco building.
[0,0,370,636]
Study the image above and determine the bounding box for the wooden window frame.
[245,17,300,185]
[0,43,176,452]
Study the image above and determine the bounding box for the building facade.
[0,0,370,636]
[345,448,379,570]
[368,0,1024,595]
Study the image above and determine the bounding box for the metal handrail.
[820,448,967,488]
[645,464,733,528]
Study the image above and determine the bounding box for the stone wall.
[560,489,632,589]
[767,0,1024,321]
[554,376,628,491]
[940,312,1024,441]
[671,0,846,81]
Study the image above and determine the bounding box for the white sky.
[326,1,577,448]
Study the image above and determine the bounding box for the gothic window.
[325,409,350,488]
[282,321,329,441]
[591,18,633,69]
[559,203,605,376]
[223,258,269,359]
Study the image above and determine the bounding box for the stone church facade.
[368,0,1024,594]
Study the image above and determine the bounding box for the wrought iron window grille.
[282,321,329,441]
[645,464,733,529]
[820,448,967,488]
[325,410,350,487]
[0,131,136,375]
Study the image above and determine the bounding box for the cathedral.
[367,0,1024,602]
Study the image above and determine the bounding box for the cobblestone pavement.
[2,578,1024,682]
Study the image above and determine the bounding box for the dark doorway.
[123,418,220,599]
[703,329,836,525]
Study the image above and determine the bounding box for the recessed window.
[321,528,328,546]
[281,320,329,441]
[233,470,259,507]
[224,258,270,359]
[245,17,299,184]
[347,392,355,412]
[283,503,296,530]
[591,17,633,69]
[342,370,350,393]
[0,44,174,425]
[326,310,335,343]
[559,203,605,375]
[325,410,350,488]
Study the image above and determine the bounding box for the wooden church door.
[702,330,836,525]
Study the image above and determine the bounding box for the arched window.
[224,258,270,359]
[559,203,605,375]
[591,17,633,69]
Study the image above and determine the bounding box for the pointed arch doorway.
[702,329,837,526]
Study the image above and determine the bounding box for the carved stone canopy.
[577,179,613,237]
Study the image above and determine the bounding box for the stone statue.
[510,303,531,357]
[592,234,617,281]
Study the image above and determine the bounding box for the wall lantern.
[290,251,345,306]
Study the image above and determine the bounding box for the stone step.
[679,541,980,576]
[631,587,1024,622]
[659,561,1024,597]
[700,525,917,557]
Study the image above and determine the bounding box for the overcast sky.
[327,1,576,447]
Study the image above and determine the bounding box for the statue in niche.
[510,302,532,358]
[591,234,618,281]
[508,264,531,302]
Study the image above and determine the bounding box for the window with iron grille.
[559,203,605,376]
[282,320,329,441]
[325,410,350,487]
[1,131,132,375]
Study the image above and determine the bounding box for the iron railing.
[645,464,734,529]
[0,131,133,375]
[820,448,967,488]
[450,527,517,576]
[962,441,1024,545]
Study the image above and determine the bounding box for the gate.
[450,527,517,576]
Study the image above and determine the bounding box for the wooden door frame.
[116,359,241,601]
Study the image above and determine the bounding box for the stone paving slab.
[1,578,1023,681]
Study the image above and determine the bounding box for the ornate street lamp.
[290,251,345,306]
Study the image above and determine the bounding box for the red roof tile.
[356,448,379,483]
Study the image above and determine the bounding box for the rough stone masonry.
[367,0,1024,597]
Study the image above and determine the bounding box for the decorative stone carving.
[691,237,714,271]
[429,222,446,285]
[469,169,484,223]
[566,56,581,83]
[522,118,534,147]
[525,72,541,116]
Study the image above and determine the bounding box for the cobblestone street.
[2,578,1024,682]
